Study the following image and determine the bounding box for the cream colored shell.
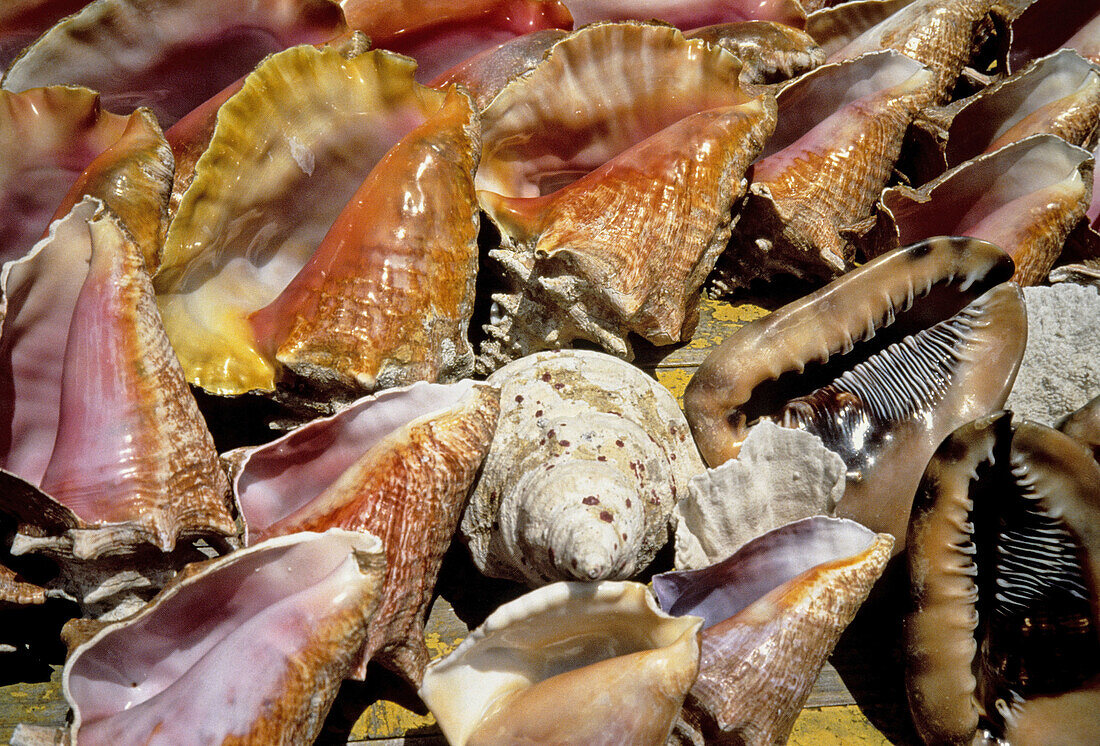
[461,349,705,585]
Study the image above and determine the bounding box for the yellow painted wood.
[790,706,894,745]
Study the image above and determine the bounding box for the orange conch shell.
[475,22,776,369]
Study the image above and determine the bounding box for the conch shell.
[475,21,776,368]
[155,46,481,404]
[62,530,387,745]
[713,50,935,292]
[225,380,499,684]
[418,580,703,746]
[0,198,234,614]
[654,517,893,745]
[869,134,1094,285]
[905,412,1100,743]
[462,349,705,585]
[1,0,348,126]
[686,236,1026,547]
[0,86,172,269]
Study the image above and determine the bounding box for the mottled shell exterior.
[1,0,348,127]
[871,134,1094,285]
[155,46,480,403]
[63,530,387,745]
[475,21,777,368]
[418,580,703,746]
[462,349,705,585]
[714,50,936,292]
[0,198,234,614]
[655,517,893,746]
[226,380,499,684]
[685,21,825,87]
[562,0,808,28]
[0,86,172,269]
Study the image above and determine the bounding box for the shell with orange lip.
[474,21,777,369]
[155,45,481,406]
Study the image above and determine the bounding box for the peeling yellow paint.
[711,299,769,325]
[789,705,891,745]
[654,368,694,405]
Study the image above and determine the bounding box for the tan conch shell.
[462,349,705,585]
[907,49,1100,184]
[0,86,172,269]
[155,45,480,404]
[713,50,936,292]
[685,21,825,87]
[686,237,1026,548]
[226,380,499,684]
[655,517,893,745]
[62,530,387,745]
[905,412,1100,743]
[418,580,703,746]
[0,198,235,615]
[475,21,776,368]
[870,134,1094,285]
[809,0,995,103]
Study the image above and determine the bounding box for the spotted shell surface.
[461,349,705,585]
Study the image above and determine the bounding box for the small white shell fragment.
[673,420,846,570]
[460,349,705,585]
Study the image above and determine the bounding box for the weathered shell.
[673,420,847,571]
[431,28,568,109]
[905,412,1100,743]
[462,349,705,585]
[340,0,573,84]
[418,580,703,746]
[686,237,1026,548]
[62,529,386,745]
[907,49,1100,184]
[474,21,777,368]
[1,0,348,127]
[685,21,825,87]
[225,380,499,684]
[155,46,480,404]
[0,87,172,269]
[713,50,935,292]
[0,198,234,614]
[654,517,893,746]
[1059,394,1100,460]
[869,134,1093,285]
[809,0,994,102]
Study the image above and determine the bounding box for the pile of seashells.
[1,0,1100,743]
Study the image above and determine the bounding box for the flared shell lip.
[226,378,490,544]
[653,516,884,626]
[418,580,702,746]
[684,235,1017,465]
[61,528,385,740]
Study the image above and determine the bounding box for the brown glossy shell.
[686,236,1026,547]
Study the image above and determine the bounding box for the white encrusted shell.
[673,421,847,570]
[460,349,705,585]
[418,580,703,746]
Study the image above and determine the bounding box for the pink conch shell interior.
[229,379,499,684]
[63,530,386,745]
[563,0,806,28]
[342,0,573,83]
[1,0,348,126]
[1008,0,1100,71]
[0,197,232,548]
[880,134,1093,285]
[154,46,456,396]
